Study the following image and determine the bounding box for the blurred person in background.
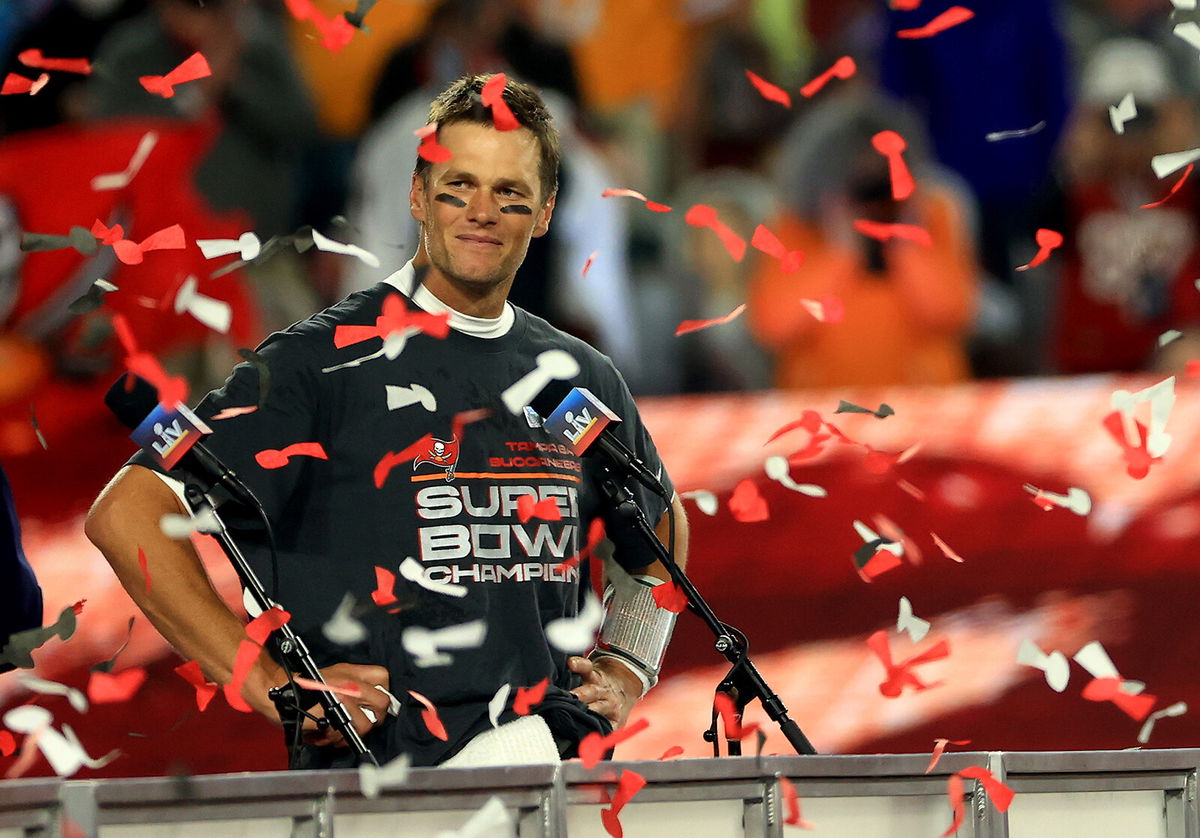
[86,0,318,331]
[0,0,146,136]
[638,169,775,394]
[880,0,1071,377]
[748,87,979,389]
[0,461,41,674]
[1044,37,1200,374]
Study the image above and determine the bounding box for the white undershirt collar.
[383,261,514,339]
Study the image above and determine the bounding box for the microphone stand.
[590,434,817,757]
[182,483,379,766]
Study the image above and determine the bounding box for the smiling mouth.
[457,235,501,246]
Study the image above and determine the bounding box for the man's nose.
[466,189,500,224]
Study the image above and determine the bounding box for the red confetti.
[685,204,747,261]
[1082,677,1157,721]
[925,738,971,774]
[896,6,975,38]
[554,517,606,574]
[1015,227,1063,271]
[210,405,258,421]
[891,0,923,8]
[675,303,747,336]
[174,660,218,711]
[18,48,91,74]
[1141,163,1193,209]
[602,187,647,201]
[744,69,791,107]
[581,250,599,278]
[578,717,651,769]
[111,314,189,408]
[254,441,328,470]
[1101,410,1161,479]
[750,224,804,272]
[713,692,760,741]
[414,123,453,163]
[852,219,933,246]
[371,566,398,607]
[374,432,435,488]
[645,201,673,212]
[650,581,687,613]
[408,689,449,740]
[283,0,355,52]
[92,220,186,265]
[481,73,520,131]
[1,72,48,95]
[224,639,260,712]
[867,630,950,697]
[857,548,903,582]
[1188,359,1200,378]
[766,410,824,445]
[72,599,87,615]
[245,607,291,646]
[958,766,1015,812]
[139,52,211,98]
[728,479,769,522]
[291,676,363,698]
[516,494,563,523]
[800,55,857,98]
[930,532,965,563]
[658,745,685,760]
[778,775,816,829]
[513,677,550,715]
[871,130,915,200]
[941,773,966,838]
[334,292,450,348]
[0,731,17,757]
[87,667,148,704]
[600,769,647,838]
[137,545,151,594]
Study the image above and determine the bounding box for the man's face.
[410,121,554,302]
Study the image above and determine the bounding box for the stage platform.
[1,748,1196,837]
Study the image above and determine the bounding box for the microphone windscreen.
[103,373,161,430]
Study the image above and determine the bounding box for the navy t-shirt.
[131,283,672,766]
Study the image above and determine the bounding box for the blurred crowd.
[3,0,1200,461]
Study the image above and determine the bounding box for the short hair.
[414,74,560,200]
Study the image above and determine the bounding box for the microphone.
[104,373,261,509]
[532,383,669,500]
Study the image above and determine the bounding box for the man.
[85,74,688,769]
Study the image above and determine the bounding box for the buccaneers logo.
[413,436,459,481]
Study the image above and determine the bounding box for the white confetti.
[896,596,930,643]
[1158,329,1183,347]
[1111,376,1175,458]
[853,520,902,556]
[1016,639,1070,692]
[16,674,89,713]
[399,556,467,598]
[985,120,1047,142]
[402,620,487,668]
[1073,640,1121,681]
[311,228,380,268]
[1174,21,1200,51]
[173,275,232,334]
[91,131,158,191]
[1151,147,1200,179]
[488,683,511,728]
[681,490,718,516]
[385,383,437,412]
[1109,92,1137,135]
[1137,701,1187,744]
[196,232,261,261]
[434,796,513,838]
[159,507,222,539]
[545,592,603,653]
[358,752,411,800]
[2,707,118,777]
[764,456,827,497]
[322,593,368,646]
[1022,484,1092,516]
[500,349,580,415]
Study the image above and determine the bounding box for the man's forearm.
[85,465,283,715]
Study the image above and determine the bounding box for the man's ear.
[409,172,427,224]
[532,192,556,238]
